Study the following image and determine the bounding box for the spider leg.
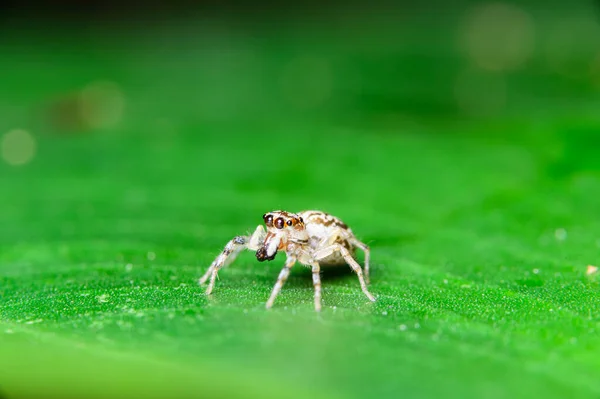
[199,225,265,295]
[265,255,296,309]
[348,238,371,284]
[313,244,376,302]
[319,226,372,284]
[311,262,322,312]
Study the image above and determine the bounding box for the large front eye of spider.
[275,217,284,229]
[263,213,273,226]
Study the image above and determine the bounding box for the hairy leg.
[349,238,370,284]
[199,225,265,295]
[313,244,376,302]
[311,262,322,311]
[265,255,296,309]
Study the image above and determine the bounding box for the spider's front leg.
[199,225,265,295]
[265,255,296,309]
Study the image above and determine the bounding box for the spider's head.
[262,211,305,232]
[256,210,306,262]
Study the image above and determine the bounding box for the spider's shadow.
[289,264,356,285]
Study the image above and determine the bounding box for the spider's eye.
[275,217,284,229]
[263,214,273,226]
[299,217,304,223]
[286,219,293,226]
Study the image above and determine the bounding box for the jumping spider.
[199,210,376,311]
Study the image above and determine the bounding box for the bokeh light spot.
[545,16,600,78]
[454,68,506,117]
[280,56,333,109]
[80,81,126,129]
[460,2,534,72]
[1,129,37,166]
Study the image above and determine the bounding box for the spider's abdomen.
[298,210,355,265]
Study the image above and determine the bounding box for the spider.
[198,210,376,311]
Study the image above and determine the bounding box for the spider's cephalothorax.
[198,210,375,311]
[255,211,309,262]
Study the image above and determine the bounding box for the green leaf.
[2,2,600,398]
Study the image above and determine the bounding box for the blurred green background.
[1,1,600,398]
